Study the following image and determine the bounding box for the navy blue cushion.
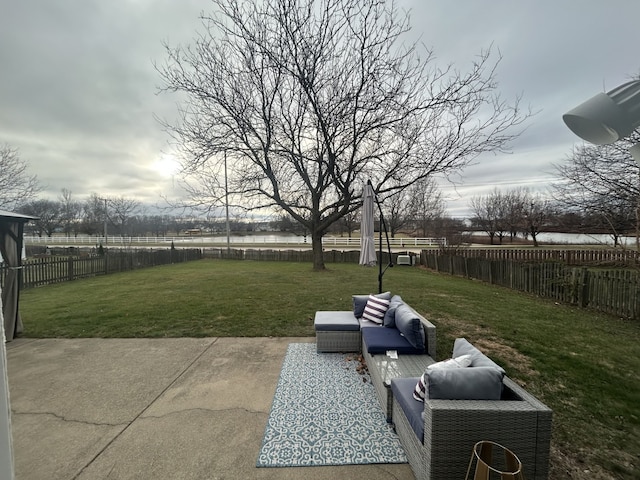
[391,377,424,443]
[361,326,424,355]
[383,295,404,328]
[394,304,425,352]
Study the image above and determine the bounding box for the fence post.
[67,257,74,282]
[575,267,589,308]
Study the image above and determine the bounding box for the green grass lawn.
[19,259,640,479]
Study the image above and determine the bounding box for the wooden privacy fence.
[452,247,640,266]
[203,247,400,265]
[422,253,640,320]
[0,249,203,289]
[205,248,367,263]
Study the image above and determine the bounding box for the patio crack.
[139,406,267,420]
[11,409,129,428]
[71,338,221,480]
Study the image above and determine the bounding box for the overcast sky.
[1,1,639,218]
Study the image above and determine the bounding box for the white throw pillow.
[413,355,472,401]
[427,354,472,371]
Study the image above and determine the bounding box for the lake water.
[474,232,638,246]
[178,232,639,246]
[173,234,308,244]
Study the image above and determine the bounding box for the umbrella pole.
[373,189,393,294]
[379,222,383,293]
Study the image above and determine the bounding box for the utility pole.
[102,197,108,245]
[224,151,230,254]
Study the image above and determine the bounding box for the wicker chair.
[391,376,552,480]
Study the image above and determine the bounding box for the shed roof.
[0,209,39,222]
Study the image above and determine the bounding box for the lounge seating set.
[314,292,552,480]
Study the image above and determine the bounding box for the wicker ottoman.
[314,311,361,352]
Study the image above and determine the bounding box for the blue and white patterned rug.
[256,343,407,467]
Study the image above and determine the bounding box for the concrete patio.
[6,337,415,480]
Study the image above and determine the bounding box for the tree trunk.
[636,203,640,251]
[311,230,325,271]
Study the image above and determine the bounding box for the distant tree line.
[13,178,640,249]
[469,187,553,246]
[469,186,640,247]
[552,131,640,249]
[17,190,261,238]
[4,114,640,249]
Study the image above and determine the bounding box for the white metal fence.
[23,235,446,248]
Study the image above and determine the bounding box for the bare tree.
[109,196,141,237]
[470,188,508,244]
[502,187,527,241]
[553,134,640,248]
[522,191,554,247]
[432,216,469,251]
[331,209,359,238]
[383,189,411,238]
[59,189,82,237]
[81,193,107,237]
[406,178,445,238]
[157,0,530,270]
[382,177,445,238]
[471,187,553,246]
[18,200,61,237]
[167,161,232,219]
[384,196,405,239]
[0,144,41,211]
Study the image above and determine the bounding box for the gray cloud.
[1,0,639,216]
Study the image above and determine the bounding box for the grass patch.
[19,259,640,479]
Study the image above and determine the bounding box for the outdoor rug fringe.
[256,343,407,467]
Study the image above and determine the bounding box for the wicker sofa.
[314,293,438,421]
[359,298,437,422]
[390,338,552,480]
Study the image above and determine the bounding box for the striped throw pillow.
[413,372,429,401]
[361,294,390,324]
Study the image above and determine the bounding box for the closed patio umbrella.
[359,181,377,266]
[0,210,38,341]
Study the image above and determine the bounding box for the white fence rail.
[23,235,446,248]
[320,237,445,247]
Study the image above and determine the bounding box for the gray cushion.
[394,303,425,351]
[314,311,360,331]
[413,355,473,401]
[352,292,391,318]
[427,367,504,400]
[383,295,404,327]
[452,338,505,374]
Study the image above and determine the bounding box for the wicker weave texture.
[392,377,552,480]
[363,346,435,421]
[361,310,437,421]
[316,330,361,352]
